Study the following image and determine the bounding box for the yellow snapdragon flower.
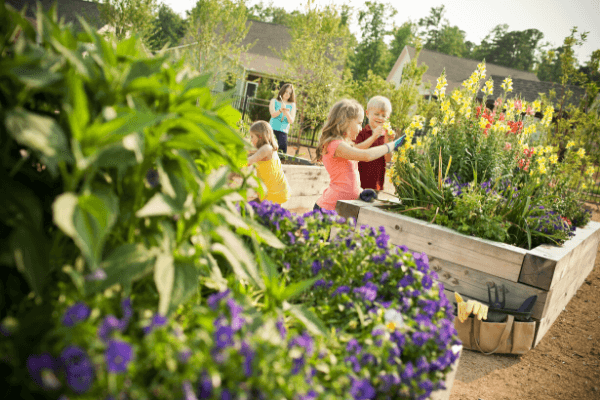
[431,127,439,136]
[585,166,595,177]
[532,100,541,112]
[451,90,462,103]
[479,117,489,129]
[501,77,513,92]
[549,154,558,164]
[538,163,547,174]
[482,79,494,96]
[541,106,554,127]
[566,141,575,149]
[434,73,448,99]
[577,148,586,158]
[429,117,438,127]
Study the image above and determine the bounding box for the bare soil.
[450,204,600,400]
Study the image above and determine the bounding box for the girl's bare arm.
[269,99,283,118]
[334,141,390,162]
[248,144,273,165]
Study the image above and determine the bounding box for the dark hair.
[276,83,295,103]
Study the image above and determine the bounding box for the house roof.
[239,20,291,77]
[388,45,540,94]
[479,75,587,109]
[6,0,107,30]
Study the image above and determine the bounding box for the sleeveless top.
[316,140,361,211]
[255,152,291,204]
[269,100,293,133]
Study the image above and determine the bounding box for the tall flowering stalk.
[387,63,593,248]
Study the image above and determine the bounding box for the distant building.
[6,0,108,31]
[387,45,587,111]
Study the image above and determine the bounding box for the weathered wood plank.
[355,206,527,282]
[335,199,363,222]
[519,221,600,290]
[431,256,548,320]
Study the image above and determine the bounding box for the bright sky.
[162,0,600,64]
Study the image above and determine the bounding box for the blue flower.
[333,285,350,296]
[422,274,433,290]
[361,352,377,366]
[60,345,94,394]
[399,274,414,288]
[197,372,213,398]
[380,271,390,283]
[214,325,234,350]
[346,338,362,354]
[227,298,245,331]
[240,341,254,377]
[105,340,133,373]
[291,355,305,375]
[311,260,322,275]
[314,279,326,288]
[353,282,377,302]
[62,302,90,327]
[98,315,122,341]
[286,232,296,244]
[207,290,231,310]
[363,272,374,282]
[345,355,360,373]
[143,313,168,335]
[276,317,287,340]
[27,353,59,389]
[350,378,375,400]
[401,362,415,382]
[299,390,318,400]
[290,331,314,355]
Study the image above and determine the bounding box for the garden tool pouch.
[454,314,536,355]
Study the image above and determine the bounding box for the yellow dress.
[255,153,291,204]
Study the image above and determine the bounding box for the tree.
[278,1,353,153]
[350,1,397,81]
[147,3,186,51]
[417,5,466,57]
[387,21,417,72]
[246,0,298,26]
[182,0,252,84]
[472,24,544,72]
[95,0,158,41]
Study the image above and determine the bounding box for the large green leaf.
[85,243,156,294]
[154,253,175,315]
[9,226,50,295]
[168,262,201,313]
[53,191,119,269]
[285,303,328,337]
[5,108,72,176]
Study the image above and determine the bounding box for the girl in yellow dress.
[247,121,291,204]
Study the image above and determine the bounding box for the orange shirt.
[316,140,361,210]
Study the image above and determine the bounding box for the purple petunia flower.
[276,317,287,340]
[221,388,233,400]
[98,315,121,341]
[363,272,374,282]
[105,340,133,373]
[198,372,213,399]
[27,353,59,389]
[62,302,91,327]
[380,272,390,283]
[240,341,255,377]
[291,355,305,375]
[120,298,133,329]
[333,285,350,296]
[60,345,94,393]
[345,355,361,373]
[353,282,378,302]
[422,274,433,290]
[346,338,362,354]
[143,313,168,335]
[214,325,234,350]
[207,290,231,310]
[227,298,245,331]
[314,279,326,288]
[350,378,376,400]
[401,362,415,382]
[311,260,322,275]
[399,274,414,288]
[299,390,318,400]
[290,331,314,355]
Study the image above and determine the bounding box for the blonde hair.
[315,99,364,162]
[250,120,278,151]
[277,83,295,103]
[367,95,392,115]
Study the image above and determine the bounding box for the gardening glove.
[359,189,378,203]
[392,135,406,151]
[455,292,488,322]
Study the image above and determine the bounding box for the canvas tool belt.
[454,315,536,355]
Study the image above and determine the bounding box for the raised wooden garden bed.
[281,163,329,210]
[336,200,600,348]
